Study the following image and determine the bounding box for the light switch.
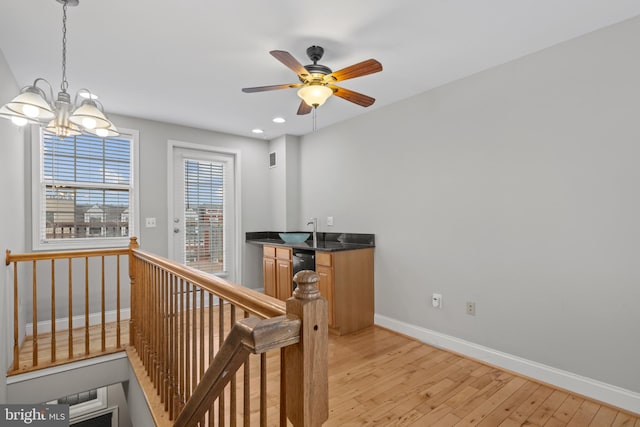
[327,216,334,226]
[145,217,156,228]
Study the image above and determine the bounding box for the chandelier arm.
[94,99,106,113]
[32,78,55,104]
[73,89,102,109]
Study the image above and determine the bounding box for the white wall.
[0,49,27,403]
[299,15,640,397]
[107,114,272,289]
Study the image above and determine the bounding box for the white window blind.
[37,131,134,246]
[183,159,226,274]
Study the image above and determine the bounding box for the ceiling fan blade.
[325,59,382,82]
[270,50,310,78]
[329,86,376,107]
[297,100,312,115]
[242,83,301,93]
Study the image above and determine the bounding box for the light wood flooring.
[12,320,129,375]
[17,319,639,426]
[324,327,639,426]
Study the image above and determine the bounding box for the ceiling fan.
[242,46,383,115]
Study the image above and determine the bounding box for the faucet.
[307,218,318,247]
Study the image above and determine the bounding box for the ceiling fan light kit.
[0,0,118,137]
[297,85,333,107]
[242,45,383,116]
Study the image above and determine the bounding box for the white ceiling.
[1,0,639,139]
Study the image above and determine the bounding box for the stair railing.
[128,238,328,426]
[5,237,329,426]
[5,246,130,374]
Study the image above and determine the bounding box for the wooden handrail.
[174,316,301,427]
[131,248,286,319]
[5,247,129,265]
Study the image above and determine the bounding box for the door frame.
[167,139,242,284]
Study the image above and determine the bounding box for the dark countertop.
[246,231,375,252]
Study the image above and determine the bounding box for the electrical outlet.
[432,293,442,309]
[327,216,334,226]
[466,302,476,316]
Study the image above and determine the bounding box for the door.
[171,146,237,281]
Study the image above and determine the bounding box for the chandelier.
[0,0,118,137]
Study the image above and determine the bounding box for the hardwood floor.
[325,327,639,426]
[13,320,129,375]
[17,318,639,426]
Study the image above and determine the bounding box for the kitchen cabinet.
[262,244,374,334]
[316,248,374,335]
[263,246,293,301]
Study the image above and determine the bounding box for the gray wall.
[25,256,130,324]
[298,16,640,392]
[108,114,272,289]
[269,136,287,231]
[269,134,301,231]
[0,49,27,403]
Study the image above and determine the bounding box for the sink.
[279,232,310,243]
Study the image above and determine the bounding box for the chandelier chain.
[61,0,68,93]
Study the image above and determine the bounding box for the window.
[32,128,138,250]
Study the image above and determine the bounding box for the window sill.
[33,237,133,252]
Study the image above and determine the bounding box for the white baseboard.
[26,308,131,337]
[375,314,640,415]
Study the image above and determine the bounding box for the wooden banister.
[131,248,286,319]
[174,316,301,427]
[5,244,130,375]
[5,247,128,265]
[285,271,329,427]
[7,238,329,425]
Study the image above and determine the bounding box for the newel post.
[285,270,329,427]
[128,237,139,347]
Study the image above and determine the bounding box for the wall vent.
[269,151,277,168]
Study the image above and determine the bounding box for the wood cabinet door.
[276,259,293,301]
[317,265,335,327]
[263,256,277,298]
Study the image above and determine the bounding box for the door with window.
[171,146,237,281]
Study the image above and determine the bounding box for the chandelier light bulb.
[22,104,40,118]
[11,116,28,126]
[82,117,97,129]
[95,128,109,137]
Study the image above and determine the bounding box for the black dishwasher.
[292,249,315,289]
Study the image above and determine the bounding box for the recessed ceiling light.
[252,128,264,134]
[272,117,286,123]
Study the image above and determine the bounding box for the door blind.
[183,159,225,274]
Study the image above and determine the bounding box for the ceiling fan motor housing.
[306,46,324,62]
[304,45,332,76]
